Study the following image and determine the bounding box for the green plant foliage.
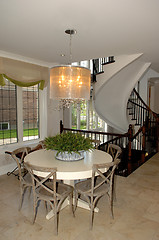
[44,132,94,155]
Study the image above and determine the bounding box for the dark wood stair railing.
[128,88,159,152]
[59,87,158,177]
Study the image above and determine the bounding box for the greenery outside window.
[0,80,17,145]
[23,85,39,141]
[0,79,41,146]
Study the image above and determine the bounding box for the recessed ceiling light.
[60,54,65,57]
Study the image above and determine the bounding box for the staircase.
[93,53,151,132]
[61,53,159,176]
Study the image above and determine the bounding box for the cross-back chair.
[74,159,120,229]
[91,139,101,149]
[24,162,74,235]
[107,143,122,161]
[11,147,32,210]
[107,144,122,200]
[29,140,45,153]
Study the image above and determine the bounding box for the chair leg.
[33,199,39,224]
[74,190,78,214]
[113,175,117,202]
[69,192,75,217]
[19,192,24,211]
[19,186,26,211]
[7,166,18,177]
[89,196,95,230]
[90,206,94,230]
[108,193,114,219]
[54,206,59,235]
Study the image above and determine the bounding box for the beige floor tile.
[0,152,159,239]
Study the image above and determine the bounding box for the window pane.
[0,80,17,145]
[71,99,106,132]
[23,85,39,141]
[80,101,87,129]
[72,103,77,129]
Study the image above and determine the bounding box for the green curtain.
[0,74,45,90]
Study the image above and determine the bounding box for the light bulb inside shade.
[50,65,91,100]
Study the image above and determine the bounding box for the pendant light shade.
[50,29,91,108]
[50,65,91,100]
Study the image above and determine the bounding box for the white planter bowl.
[55,150,85,161]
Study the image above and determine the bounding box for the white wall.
[154,83,159,113]
[148,80,159,113]
[47,99,63,136]
[139,69,159,104]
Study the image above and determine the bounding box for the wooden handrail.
[131,125,143,141]
[61,120,127,138]
[62,127,126,137]
[128,99,147,111]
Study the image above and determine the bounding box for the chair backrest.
[91,139,101,149]
[29,141,44,153]
[11,147,31,179]
[91,159,120,195]
[107,144,122,161]
[24,163,57,198]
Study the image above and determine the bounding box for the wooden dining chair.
[29,140,44,153]
[107,144,122,200]
[74,159,120,229]
[24,162,74,235]
[107,143,122,161]
[91,139,101,149]
[11,147,32,210]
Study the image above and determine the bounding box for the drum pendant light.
[50,29,91,109]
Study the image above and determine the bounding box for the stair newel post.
[128,124,133,174]
[141,125,146,163]
[60,120,63,134]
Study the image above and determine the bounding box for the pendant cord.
[69,33,72,65]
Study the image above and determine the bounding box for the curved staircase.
[94,53,151,132]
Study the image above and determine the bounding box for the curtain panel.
[0,57,49,89]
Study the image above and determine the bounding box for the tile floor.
[0,153,159,240]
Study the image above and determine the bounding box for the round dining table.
[24,148,112,219]
[24,149,112,180]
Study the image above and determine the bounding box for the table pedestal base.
[46,198,99,220]
[46,179,99,220]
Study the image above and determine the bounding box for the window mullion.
[86,101,90,130]
[39,87,47,139]
[77,103,81,130]
[17,86,23,143]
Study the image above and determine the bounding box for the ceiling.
[0,0,159,71]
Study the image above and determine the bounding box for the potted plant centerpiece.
[44,132,94,161]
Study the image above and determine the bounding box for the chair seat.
[38,182,73,200]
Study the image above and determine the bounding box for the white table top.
[24,149,112,180]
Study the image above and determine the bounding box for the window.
[0,122,10,130]
[0,80,41,146]
[71,99,106,131]
[0,80,17,145]
[23,85,39,141]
